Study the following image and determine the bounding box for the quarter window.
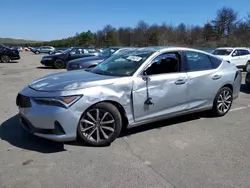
[185,51,212,71]
[208,55,222,69]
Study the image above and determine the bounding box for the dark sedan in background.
[66,47,136,71]
[40,47,99,69]
[0,44,20,63]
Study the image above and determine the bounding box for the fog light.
[54,121,66,135]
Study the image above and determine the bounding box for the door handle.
[212,74,222,80]
[175,78,186,85]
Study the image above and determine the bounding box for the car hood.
[29,70,119,92]
[68,55,106,64]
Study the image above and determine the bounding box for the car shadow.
[0,112,216,150]
[36,66,54,69]
[9,61,19,63]
[119,112,213,138]
[240,84,250,94]
[0,114,66,153]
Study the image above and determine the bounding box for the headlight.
[43,57,53,60]
[32,95,82,108]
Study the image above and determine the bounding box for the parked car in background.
[212,47,250,70]
[40,47,99,69]
[0,44,20,63]
[23,47,30,51]
[17,47,241,146]
[50,47,69,54]
[66,47,136,71]
[31,46,55,54]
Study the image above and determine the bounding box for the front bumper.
[41,59,54,66]
[66,63,83,71]
[16,90,83,142]
[233,70,242,99]
[10,55,20,60]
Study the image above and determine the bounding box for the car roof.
[215,47,249,50]
[134,46,213,56]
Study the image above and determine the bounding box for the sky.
[1,0,249,41]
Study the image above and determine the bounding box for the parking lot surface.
[1,52,250,188]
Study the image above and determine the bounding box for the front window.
[90,50,154,76]
[99,48,119,58]
[212,49,233,56]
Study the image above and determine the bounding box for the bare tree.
[212,7,238,39]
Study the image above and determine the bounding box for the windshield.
[90,50,154,76]
[62,48,72,54]
[212,49,233,56]
[99,48,119,58]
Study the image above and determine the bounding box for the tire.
[211,87,233,117]
[77,102,122,146]
[35,51,40,54]
[244,61,250,72]
[0,55,11,63]
[54,59,65,69]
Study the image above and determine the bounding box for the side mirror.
[142,70,150,81]
[232,52,237,57]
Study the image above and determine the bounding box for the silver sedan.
[16,47,242,146]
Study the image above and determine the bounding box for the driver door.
[132,51,188,122]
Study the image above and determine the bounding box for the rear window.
[208,55,222,68]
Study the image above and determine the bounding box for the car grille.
[16,94,31,108]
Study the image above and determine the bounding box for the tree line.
[25,7,250,48]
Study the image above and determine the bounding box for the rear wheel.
[211,87,233,116]
[54,59,65,69]
[0,55,11,63]
[77,102,122,146]
[35,51,40,54]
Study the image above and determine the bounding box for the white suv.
[212,47,250,70]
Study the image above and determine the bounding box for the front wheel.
[0,55,11,63]
[77,102,122,146]
[211,87,233,117]
[54,59,65,69]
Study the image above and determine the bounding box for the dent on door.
[132,73,188,122]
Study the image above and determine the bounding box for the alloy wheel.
[217,90,232,114]
[79,108,115,143]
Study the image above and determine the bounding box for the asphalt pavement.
[0,52,250,188]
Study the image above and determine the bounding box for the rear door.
[184,50,223,110]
